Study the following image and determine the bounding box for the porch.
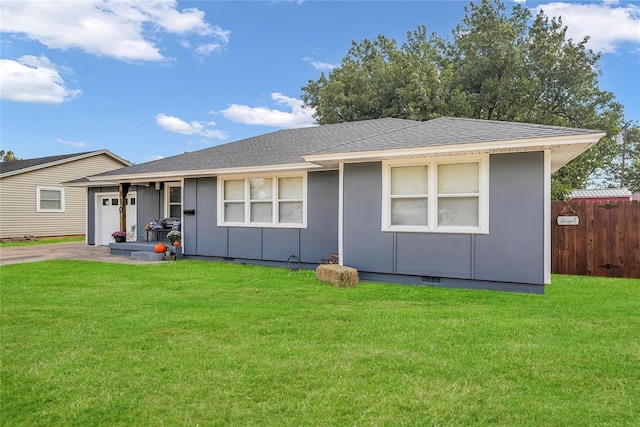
[109,241,183,261]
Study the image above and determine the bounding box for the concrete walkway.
[0,241,155,266]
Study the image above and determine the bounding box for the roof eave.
[302,133,606,170]
[86,162,324,183]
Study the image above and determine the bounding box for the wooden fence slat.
[551,200,640,278]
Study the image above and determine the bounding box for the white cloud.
[147,155,165,162]
[536,2,640,53]
[57,138,87,148]
[0,55,81,104]
[195,43,224,56]
[302,56,337,71]
[220,93,316,128]
[0,1,229,62]
[156,113,228,139]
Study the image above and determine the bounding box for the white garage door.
[96,193,137,245]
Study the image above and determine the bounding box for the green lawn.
[1,260,638,426]
[0,236,84,247]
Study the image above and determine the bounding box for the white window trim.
[165,182,182,218]
[36,186,65,213]
[381,155,489,234]
[217,172,307,228]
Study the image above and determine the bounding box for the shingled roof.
[0,150,132,179]
[1,152,91,175]
[88,117,604,180]
[92,118,416,178]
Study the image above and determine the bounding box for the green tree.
[617,124,640,192]
[0,150,19,162]
[301,0,624,199]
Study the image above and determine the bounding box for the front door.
[96,193,137,245]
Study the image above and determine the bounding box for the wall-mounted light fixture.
[155,182,161,190]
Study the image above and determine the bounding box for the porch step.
[109,241,182,261]
[130,252,165,261]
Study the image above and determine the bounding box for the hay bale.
[316,264,358,288]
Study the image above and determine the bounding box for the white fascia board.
[65,179,121,188]
[302,133,606,164]
[544,149,552,285]
[0,150,131,179]
[85,162,321,183]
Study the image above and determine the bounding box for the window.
[36,186,65,212]
[382,156,488,233]
[219,174,306,227]
[166,184,182,218]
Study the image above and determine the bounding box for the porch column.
[119,183,130,232]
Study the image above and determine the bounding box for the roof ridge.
[436,116,602,133]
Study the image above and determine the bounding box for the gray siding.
[396,233,473,278]
[137,184,162,227]
[182,171,338,263]
[300,170,339,263]
[343,163,394,273]
[474,152,545,284]
[343,153,545,286]
[183,177,225,256]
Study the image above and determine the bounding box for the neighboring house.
[0,150,131,240]
[76,117,604,293]
[570,188,632,202]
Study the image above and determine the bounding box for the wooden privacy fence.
[551,200,640,278]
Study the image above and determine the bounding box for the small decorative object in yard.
[154,242,167,253]
[111,230,127,243]
[173,241,180,247]
[167,230,181,244]
[316,264,358,288]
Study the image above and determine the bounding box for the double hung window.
[383,156,488,233]
[220,174,306,227]
[36,186,65,212]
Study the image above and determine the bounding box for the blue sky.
[1,0,639,165]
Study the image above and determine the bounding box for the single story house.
[570,188,632,202]
[75,117,604,293]
[0,150,131,240]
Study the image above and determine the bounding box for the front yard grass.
[1,260,638,426]
[0,236,84,247]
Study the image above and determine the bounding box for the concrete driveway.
[0,242,152,266]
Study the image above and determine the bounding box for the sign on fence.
[557,215,579,226]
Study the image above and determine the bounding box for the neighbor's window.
[36,186,65,212]
[219,174,306,227]
[383,156,488,233]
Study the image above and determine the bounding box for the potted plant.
[167,230,181,245]
[111,230,127,243]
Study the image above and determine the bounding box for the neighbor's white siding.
[0,155,126,238]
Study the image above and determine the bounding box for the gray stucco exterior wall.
[182,170,338,264]
[342,153,545,287]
